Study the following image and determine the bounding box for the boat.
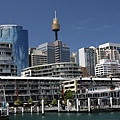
[0,84,9,120]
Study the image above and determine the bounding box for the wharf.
[8,106,120,114]
[0,115,9,120]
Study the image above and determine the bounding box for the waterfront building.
[62,77,120,94]
[0,25,28,76]
[78,47,96,77]
[21,62,81,78]
[29,47,47,66]
[0,42,17,76]
[95,59,120,77]
[0,76,68,105]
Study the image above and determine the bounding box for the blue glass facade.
[0,25,28,76]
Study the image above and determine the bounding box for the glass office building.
[0,25,28,76]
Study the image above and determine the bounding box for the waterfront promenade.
[8,104,120,114]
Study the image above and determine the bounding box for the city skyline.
[0,0,120,53]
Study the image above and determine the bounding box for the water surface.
[9,112,120,120]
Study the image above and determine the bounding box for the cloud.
[88,24,118,31]
[78,18,92,24]
[70,17,92,30]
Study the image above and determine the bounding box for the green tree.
[64,90,75,100]
[14,99,22,106]
[51,98,57,106]
[28,98,33,104]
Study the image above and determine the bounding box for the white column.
[31,106,32,113]
[98,98,100,108]
[76,99,79,112]
[42,99,44,115]
[110,97,112,108]
[37,106,39,113]
[22,107,24,113]
[58,100,60,112]
[88,98,91,112]
[14,107,16,114]
[67,99,69,112]
[6,103,9,116]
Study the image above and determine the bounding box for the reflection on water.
[9,112,120,120]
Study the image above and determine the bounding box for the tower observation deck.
[52,11,60,41]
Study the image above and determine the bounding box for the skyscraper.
[79,47,96,77]
[0,25,28,76]
[37,42,55,64]
[54,40,70,63]
[36,41,70,64]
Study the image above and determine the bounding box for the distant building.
[0,25,28,76]
[80,67,89,77]
[95,59,120,77]
[54,40,70,63]
[98,42,120,62]
[37,42,55,64]
[79,47,96,77]
[30,40,70,65]
[21,62,80,78]
[0,42,17,76]
[29,48,47,66]
[70,52,78,64]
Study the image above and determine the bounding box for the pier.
[7,98,120,114]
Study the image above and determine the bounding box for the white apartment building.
[21,62,81,78]
[98,42,120,62]
[95,59,120,77]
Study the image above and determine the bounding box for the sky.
[0,0,120,53]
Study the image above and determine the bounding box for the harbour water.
[9,112,120,120]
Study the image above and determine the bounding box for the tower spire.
[55,11,57,18]
[52,11,60,41]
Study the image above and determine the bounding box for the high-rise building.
[36,42,55,64]
[0,42,17,76]
[54,40,70,63]
[35,40,70,64]
[79,47,96,76]
[0,25,28,76]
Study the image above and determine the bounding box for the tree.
[51,98,57,106]
[28,98,33,104]
[64,90,75,100]
[14,99,22,106]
